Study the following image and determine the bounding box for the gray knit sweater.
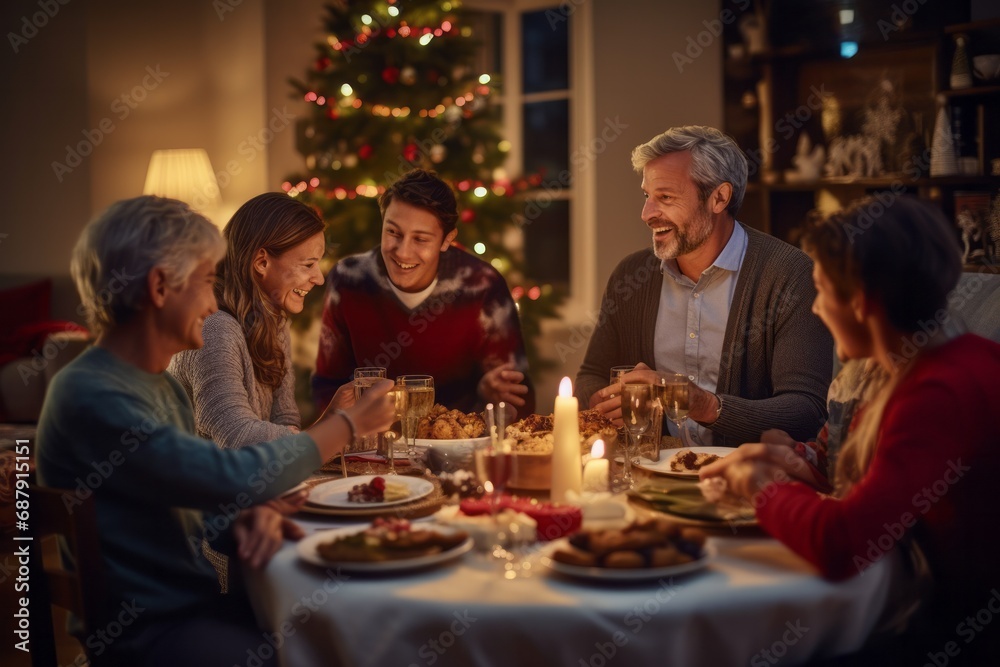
[575,225,833,446]
[168,311,300,448]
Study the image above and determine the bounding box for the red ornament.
[382,66,400,84]
[315,56,331,71]
[326,108,339,120]
[460,209,476,224]
[358,144,373,160]
[403,143,419,162]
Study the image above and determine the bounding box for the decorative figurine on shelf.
[950,34,974,90]
[785,133,825,183]
[958,208,986,265]
[739,0,768,54]
[825,135,882,179]
[929,102,958,177]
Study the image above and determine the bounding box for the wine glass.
[383,386,409,475]
[354,367,386,473]
[656,373,691,447]
[397,375,434,461]
[474,439,517,573]
[609,365,635,397]
[619,383,653,489]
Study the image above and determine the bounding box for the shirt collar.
[660,222,748,279]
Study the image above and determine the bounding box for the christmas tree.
[284,0,562,371]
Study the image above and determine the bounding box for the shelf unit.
[722,2,1000,257]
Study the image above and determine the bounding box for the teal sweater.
[36,346,320,626]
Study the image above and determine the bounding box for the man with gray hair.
[575,125,832,447]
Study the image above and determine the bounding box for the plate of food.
[307,475,434,509]
[627,484,757,527]
[635,447,733,478]
[297,518,473,572]
[540,518,714,582]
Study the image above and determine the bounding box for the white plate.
[307,475,434,509]
[541,540,715,582]
[635,447,734,478]
[297,525,474,572]
[415,436,490,449]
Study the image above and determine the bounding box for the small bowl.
[972,54,1000,82]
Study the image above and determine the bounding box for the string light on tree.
[285,0,563,372]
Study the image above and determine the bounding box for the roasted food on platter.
[346,476,410,503]
[669,449,721,473]
[316,518,468,563]
[551,518,706,569]
[506,408,617,454]
[416,404,486,439]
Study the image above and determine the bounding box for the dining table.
[244,463,905,667]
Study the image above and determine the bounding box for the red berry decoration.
[403,143,419,162]
[460,209,475,224]
[358,144,373,160]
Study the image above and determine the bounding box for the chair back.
[28,485,107,667]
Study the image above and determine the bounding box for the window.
[466,0,595,309]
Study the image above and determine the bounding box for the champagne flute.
[620,383,653,489]
[383,386,409,475]
[474,439,515,572]
[397,375,434,461]
[354,367,386,473]
[608,365,635,397]
[609,365,635,467]
[656,373,691,447]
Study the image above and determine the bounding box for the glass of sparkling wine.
[384,386,409,475]
[656,373,691,447]
[354,367,386,472]
[396,375,434,461]
[620,383,653,490]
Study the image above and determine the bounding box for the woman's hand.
[345,378,395,437]
[233,505,305,569]
[478,362,530,408]
[699,443,805,500]
[329,381,357,411]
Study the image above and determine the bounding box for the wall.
[533,0,724,409]
[0,0,269,321]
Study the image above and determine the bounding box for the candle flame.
[559,376,572,397]
[591,439,605,458]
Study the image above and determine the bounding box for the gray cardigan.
[168,311,300,448]
[575,224,833,446]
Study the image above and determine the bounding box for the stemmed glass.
[620,383,653,489]
[657,373,691,447]
[474,438,518,574]
[609,365,635,396]
[396,375,434,462]
[383,386,409,475]
[354,367,386,473]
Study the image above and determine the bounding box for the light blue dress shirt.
[654,223,749,445]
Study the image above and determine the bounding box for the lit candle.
[551,376,582,502]
[582,440,610,494]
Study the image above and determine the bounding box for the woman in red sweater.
[701,196,1000,662]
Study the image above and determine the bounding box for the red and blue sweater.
[313,246,534,416]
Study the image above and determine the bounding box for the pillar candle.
[551,377,582,502]
[581,440,610,494]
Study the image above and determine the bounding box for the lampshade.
[142,149,221,212]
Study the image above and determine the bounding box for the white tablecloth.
[245,514,899,667]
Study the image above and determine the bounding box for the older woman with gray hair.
[36,195,394,667]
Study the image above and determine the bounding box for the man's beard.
[652,207,714,261]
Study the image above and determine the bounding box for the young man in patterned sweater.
[313,169,535,418]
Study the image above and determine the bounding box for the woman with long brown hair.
[170,192,351,447]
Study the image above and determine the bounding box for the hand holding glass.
[397,375,434,461]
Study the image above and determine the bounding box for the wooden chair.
[28,485,108,667]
